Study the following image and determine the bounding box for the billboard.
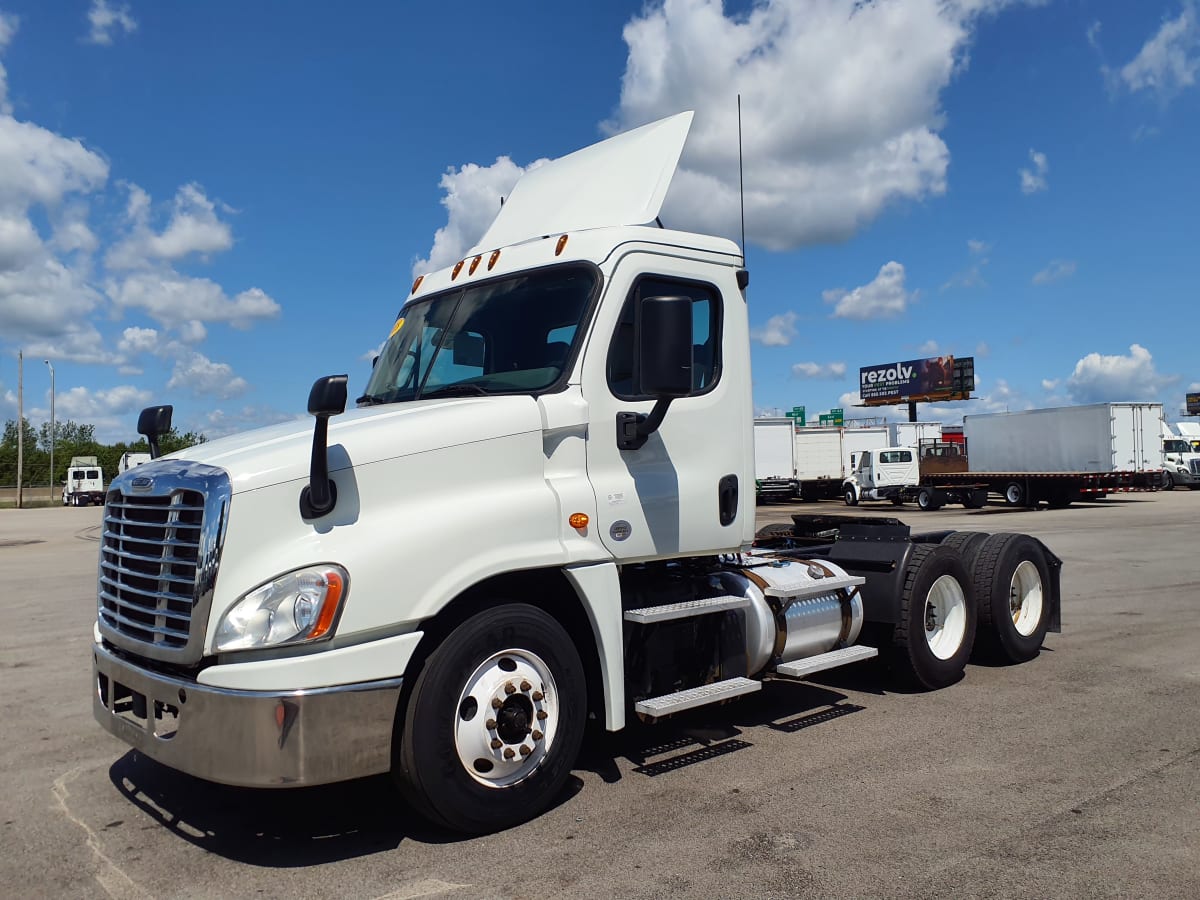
[1187,393,1200,416]
[858,356,974,406]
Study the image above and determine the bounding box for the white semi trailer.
[91,113,1062,833]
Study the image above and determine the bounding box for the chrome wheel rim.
[924,574,967,660]
[454,649,557,788]
[1010,560,1044,636]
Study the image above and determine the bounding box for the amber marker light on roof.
[488,249,501,270]
[411,275,424,294]
[569,513,589,529]
[469,255,482,275]
[451,260,465,280]
[555,234,569,256]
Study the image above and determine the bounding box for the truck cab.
[1161,438,1200,490]
[63,458,105,506]
[843,446,920,504]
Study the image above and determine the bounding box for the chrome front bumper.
[93,642,403,787]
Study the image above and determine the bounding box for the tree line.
[0,418,206,488]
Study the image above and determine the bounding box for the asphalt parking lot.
[2,492,1198,899]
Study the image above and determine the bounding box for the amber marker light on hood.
[488,249,501,270]
[569,513,589,529]
[555,234,569,256]
[469,255,482,275]
[411,275,424,294]
[451,259,465,280]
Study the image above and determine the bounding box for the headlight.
[214,565,347,652]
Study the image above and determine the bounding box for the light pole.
[44,359,54,503]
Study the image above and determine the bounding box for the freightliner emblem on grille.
[130,476,153,491]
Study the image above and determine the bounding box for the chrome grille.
[96,461,231,664]
[1190,459,1200,477]
[100,493,204,648]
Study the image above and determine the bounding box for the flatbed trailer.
[918,469,1160,509]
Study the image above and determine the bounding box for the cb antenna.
[737,94,746,266]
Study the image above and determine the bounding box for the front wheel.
[393,604,586,833]
[1004,481,1026,506]
[887,544,977,690]
[1161,472,1174,491]
[843,484,858,506]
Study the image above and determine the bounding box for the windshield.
[360,264,598,405]
[1164,440,1190,453]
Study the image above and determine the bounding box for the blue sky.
[0,0,1197,442]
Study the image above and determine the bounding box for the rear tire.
[755,522,796,541]
[940,531,989,572]
[1004,481,1026,507]
[917,488,942,511]
[971,533,1052,664]
[887,544,977,690]
[962,490,986,509]
[843,485,858,506]
[393,603,586,834]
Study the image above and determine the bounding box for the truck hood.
[158,396,544,495]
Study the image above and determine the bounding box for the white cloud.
[1114,2,1199,99]
[1066,343,1177,404]
[942,239,989,291]
[967,238,991,255]
[974,341,990,358]
[418,1,1036,260]
[1086,20,1103,51]
[178,319,207,344]
[107,271,280,329]
[117,326,161,355]
[85,0,137,46]
[1032,259,1077,285]
[0,12,17,116]
[917,339,940,355]
[166,350,249,400]
[53,384,151,419]
[791,360,846,379]
[108,183,234,269]
[413,156,540,276]
[1019,148,1048,194]
[0,213,41,271]
[824,261,912,320]
[750,310,798,347]
[23,325,124,366]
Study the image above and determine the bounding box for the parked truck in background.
[1174,422,1200,454]
[754,421,891,501]
[90,112,1062,834]
[117,451,152,475]
[888,403,1164,509]
[63,456,105,507]
[888,421,942,448]
[1160,432,1200,490]
[753,417,798,501]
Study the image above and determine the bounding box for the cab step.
[774,645,879,680]
[624,594,750,624]
[634,677,762,719]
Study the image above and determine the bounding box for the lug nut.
[490,738,502,750]
[486,718,497,730]
[536,710,548,721]
[531,690,544,702]
[491,698,503,709]
[503,747,515,760]
[519,745,533,756]
[504,682,516,695]
[532,729,543,741]
[520,680,532,692]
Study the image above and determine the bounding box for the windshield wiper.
[421,384,489,399]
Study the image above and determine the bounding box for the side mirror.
[137,405,173,459]
[300,375,348,519]
[617,295,693,451]
[637,295,693,397]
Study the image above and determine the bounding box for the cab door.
[581,255,750,561]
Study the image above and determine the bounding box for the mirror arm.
[616,398,673,451]
[300,413,337,518]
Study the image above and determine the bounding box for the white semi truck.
[63,456,105,507]
[91,113,1062,834]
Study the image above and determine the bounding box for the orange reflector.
[569,513,589,529]
[451,260,465,280]
[469,255,482,275]
[410,275,424,294]
[555,234,569,256]
[309,570,345,640]
[488,249,501,270]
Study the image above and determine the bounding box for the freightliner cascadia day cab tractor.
[92,113,1062,834]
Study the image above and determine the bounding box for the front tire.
[887,544,977,690]
[972,534,1052,664]
[843,484,858,506]
[1161,472,1174,491]
[394,604,586,834]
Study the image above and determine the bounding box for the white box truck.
[90,112,1062,833]
[752,417,797,501]
[117,451,152,474]
[888,421,942,449]
[792,425,890,500]
[63,456,105,507]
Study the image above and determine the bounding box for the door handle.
[718,474,738,526]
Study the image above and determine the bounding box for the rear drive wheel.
[971,533,1052,664]
[843,484,858,507]
[887,544,977,690]
[940,531,989,572]
[890,495,905,506]
[1004,481,1026,506]
[393,603,586,833]
[755,522,796,541]
[962,490,987,509]
[917,488,942,511]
